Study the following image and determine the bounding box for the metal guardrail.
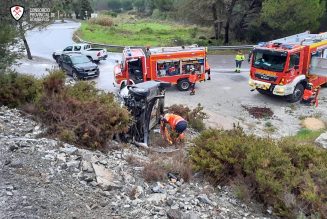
[207,45,254,50]
[74,34,255,51]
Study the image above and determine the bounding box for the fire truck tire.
[177,79,190,91]
[287,83,304,103]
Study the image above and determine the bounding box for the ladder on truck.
[271,31,327,45]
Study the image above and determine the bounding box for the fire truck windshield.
[252,49,287,72]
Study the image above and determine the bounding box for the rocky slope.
[0,106,273,219]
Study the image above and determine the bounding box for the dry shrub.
[42,70,66,95]
[0,70,131,149]
[190,127,327,218]
[88,16,114,27]
[125,155,144,166]
[167,104,208,132]
[0,72,42,107]
[142,151,192,182]
[142,161,167,182]
[36,79,131,148]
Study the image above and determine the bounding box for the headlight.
[276,87,285,93]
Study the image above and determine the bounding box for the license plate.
[257,84,269,90]
[88,72,95,75]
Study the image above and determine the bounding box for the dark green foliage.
[168,104,208,132]
[261,0,324,35]
[134,0,146,12]
[0,72,42,107]
[121,0,133,10]
[190,128,327,217]
[108,0,122,11]
[80,0,94,19]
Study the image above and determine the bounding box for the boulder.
[146,193,167,205]
[315,132,327,149]
[92,163,121,191]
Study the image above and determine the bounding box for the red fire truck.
[114,46,209,91]
[249,31,327,102]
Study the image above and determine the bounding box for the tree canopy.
[261,0,325,35]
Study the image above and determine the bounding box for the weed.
[265,121,272,127]
[142,151,192,182]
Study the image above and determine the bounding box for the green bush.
[0,72,42,107]
[168,104,208,132]
[190,127,327,218]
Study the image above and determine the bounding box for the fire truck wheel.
[287,83,304,103]
[177,79,190,91]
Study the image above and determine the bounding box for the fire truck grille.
[255,73,277,82]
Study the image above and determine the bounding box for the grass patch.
[77,15,211,47]
[190,127,327,218]
[285,128,324,144]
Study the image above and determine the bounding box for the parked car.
[58,53,100,80]
[53,43,108,63]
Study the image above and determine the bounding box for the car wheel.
[55,56,60,63]
[72,70,79,81]
[287,83,304,103]
[177,79,190,91]
[87,56,93,62]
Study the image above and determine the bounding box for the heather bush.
[0,69,131,149]
[37,76,131,149]
[190,127,327,218]
[0,72,42,107]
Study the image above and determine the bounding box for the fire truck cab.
[114,46,209,91]
[249,31,327,102]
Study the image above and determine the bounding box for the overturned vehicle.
[118,81,170,147]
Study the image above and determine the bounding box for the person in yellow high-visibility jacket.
[235,50,245,73]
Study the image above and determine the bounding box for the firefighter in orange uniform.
[160,114,188,144]
[189,68,197,95]
[302,83,320,107]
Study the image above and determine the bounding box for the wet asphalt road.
[14,21,327,132]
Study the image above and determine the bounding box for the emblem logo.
[10,5,24,21]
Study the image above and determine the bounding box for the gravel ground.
[0,106,275,219]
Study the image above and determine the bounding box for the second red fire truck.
[249,31,327,102]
